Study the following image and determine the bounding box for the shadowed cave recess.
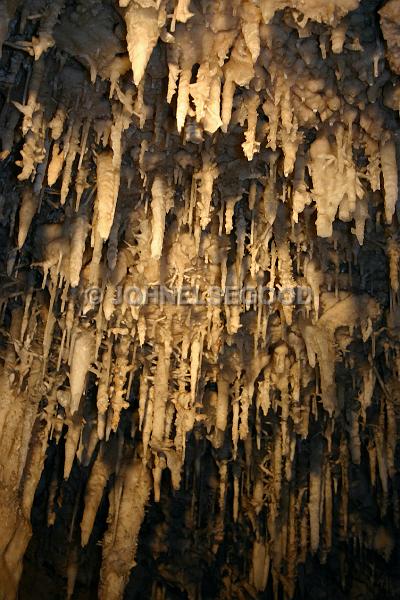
[2,0,400,598]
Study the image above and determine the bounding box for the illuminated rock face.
[0,1,400,598]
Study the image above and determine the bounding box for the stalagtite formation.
[1,0,400,598]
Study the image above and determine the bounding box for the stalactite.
[99,457,152,600]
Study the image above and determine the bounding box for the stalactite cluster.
[1,0,400,598]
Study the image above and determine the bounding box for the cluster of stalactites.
[0,0,399,599]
